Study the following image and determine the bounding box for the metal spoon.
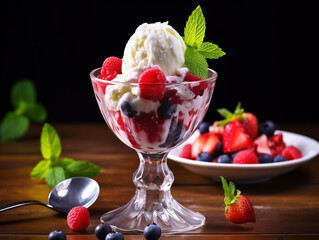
[0,177,100,213]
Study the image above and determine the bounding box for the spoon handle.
[0,200,54,212]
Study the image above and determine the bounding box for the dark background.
[1,1,318,124]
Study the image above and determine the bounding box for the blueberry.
[106,231,124,240]
[212,141,223,158]
[258,154,273,163]
[197,152,212,162]
[48,230,66,240]
[198,121,210,135]
[273,155,286,163]
[159,122,184,148]
[217,154,232,164]
[144,223,162,240]
[259,120,276,137]
[157,98,177,119]
[95,223,112,240]
[120,101,137,118]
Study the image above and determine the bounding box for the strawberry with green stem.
[220,176,256,224]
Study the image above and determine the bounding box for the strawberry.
[222,121,255,153]
[216,102,259,139]
[191,132,220,159]
[67,206,90,232]
[282,145,303,160]
[139,68,167,101]
[179,144,193,159]
[210,120,224,138]
[254,134,272,155]
[233,149,259,164]
[184,72,208,96]
[269,133,286,157]
[220,176,256,224]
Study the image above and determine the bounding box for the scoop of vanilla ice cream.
[122,22,186,76]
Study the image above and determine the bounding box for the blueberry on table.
[95,223,112,240]
[273,155,286,163]
[144,223,162,240]
[48,230,66,240]
[157,98,177,119]
[258,154,273,163]
[120,101,137,118]
[197,152,212,162]
[198,121,210,135]
[217,154,232,164]
[259,120,276,137]
[106,231,124,240]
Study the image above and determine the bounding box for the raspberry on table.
[67,206,90,232]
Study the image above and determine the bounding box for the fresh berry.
[273,155,286,162]
[233,149,258,164]
[179,144,192,159]
[210,120,224,137]
[184,72,207,96]
[160,122,184,148]
[48,230,66,240]
[239,112,259,140]
[212,141,224,158]
[217,154,232,164]
[67,206,90,232]
[220,176,256,224]
[259,120,276,138]
[100,56,122,76]
[269,133,286,156]
[139,68,167,101]
[95,223,112,240]
[222,121,255,153]
[282,145,302,160]
[120,101,137,118]
[157,98,177,119]
[198,121,210,135]
[254,134,271,155]
[197,152,212,162]
[106,231,124,240]
[143,223,162,240]
[191,132,220,159]
[258,154,273,164]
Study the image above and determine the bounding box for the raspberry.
[138,68,167,101]
[233,149,259,164]
[282,145,302,160]
[184,72,207,96]
[67,206,90,232]
[101,56,122,76]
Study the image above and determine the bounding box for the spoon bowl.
[0,177,100,213]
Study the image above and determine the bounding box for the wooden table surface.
[0,123,318,240]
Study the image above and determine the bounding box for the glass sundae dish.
[89,6,224,233]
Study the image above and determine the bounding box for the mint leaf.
[198,42,226,59]
[11,79,36,109]
[184,5,206,48]
[41,123,61,161]
[0,112,30,142]
[30,160,51,179]
[185,46,208,79]
[25,102,48,122]
[66,160,101,178]
[45,166,67,187]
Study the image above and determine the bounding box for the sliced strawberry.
[191,132,219,159]
[233,149,259,164]
[282,145,302,160]
[210,120,224,138]
[179,144,193,159]
[269,133,286,157]
[222,121,255,153]
[221,176,256,224]
[254,134,271,155]
[239,112,258,140]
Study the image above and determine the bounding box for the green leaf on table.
[45,166,67,187]
[10,79,36,109]
[66,160,101,177]
[41,123,61,161]
[0,112,30,142]
[30,160,51,179]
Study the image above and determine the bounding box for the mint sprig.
[184,5,225,78]
[30,123,101,187]
[0,79,47,142]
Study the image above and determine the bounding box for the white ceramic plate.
[168,130,319,183]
